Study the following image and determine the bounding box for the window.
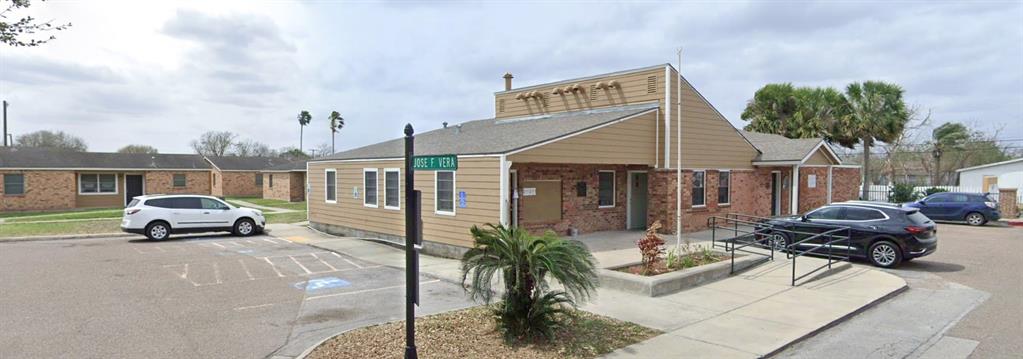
[925,193,951,203]
[255,174,263,186]
[173,174,187,188]
[3,174,25,195]
[269,174,275,188]
[717,171,730,205]
[385,169,400,210]
[201,198,229,210]
[807,206,844,220]
[79,174,117,194]
[598,171,615,208]
[364,169,378,207]
[174,197,202,209]
[325,169,337,203]
[844,207,886,221]
[435,171,455,214]
[692,171,706,207]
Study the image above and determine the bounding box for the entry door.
[125,175,144,206]
[771,173,781,216]
[628,172,648,229]
[509,171,518,228]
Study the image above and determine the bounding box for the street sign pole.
[403,124,419,359]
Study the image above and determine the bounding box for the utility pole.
[3,100,8,146]
[675,48,683,249]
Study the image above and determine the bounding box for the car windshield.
[906,210,931,225]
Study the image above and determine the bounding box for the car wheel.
[234,218,256,237]
[965,212,986,226]
[768,231,790,252]
[868,240,902,268]
[145,221,170,241]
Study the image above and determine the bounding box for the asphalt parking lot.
[0,233,471,358]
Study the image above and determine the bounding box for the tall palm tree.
[328,110,344,154]
[461,224,598,340]
[836,81,910,198]
[296,110,312,152]
[931,122,970,185]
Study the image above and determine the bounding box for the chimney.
[503,72,513,91]
[443,122,448,128]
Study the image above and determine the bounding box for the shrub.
[636,221,665,275]
[924,187,948,196]
[461,224,598,341]
[889,183,921,203]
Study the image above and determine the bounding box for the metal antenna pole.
[675,48,683,248]
[3,101,8,146]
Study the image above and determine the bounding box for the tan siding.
[496,67,665,119]
[666,69,759,169]
[308,157,501,248]
[804,147,838,165]
[507,111,657,165]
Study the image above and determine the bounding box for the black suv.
[764,202,938,268]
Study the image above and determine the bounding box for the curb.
[0,232,137,243]
[762,282,909,358]
[293,327,357,359]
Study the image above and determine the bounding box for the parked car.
[121,195,265,240]
[903,192,1000,226]
[763,202,937,268]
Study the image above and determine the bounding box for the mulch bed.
[615,254,727,276]
[307,305,660,359]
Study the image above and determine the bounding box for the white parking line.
[261,238,279,245]
[263,257,284,277]
[304,279,441,301]
[311,253,339,272]
[212,262,222,284]
[211,242,227,249]
[238,259,254,280]
[289,255,312,274]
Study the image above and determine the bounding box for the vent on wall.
[540,93,549,107]
[647,76,657,94]
[589,84,597,100]
[498,99,505,113]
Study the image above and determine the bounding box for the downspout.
[827,165,833,204]
[499,155,510,226]
[675,49,683,248]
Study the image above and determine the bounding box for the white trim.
[363,168,379,208]
[598,170,617,208]
[383,168,401,210]
[324,168,337,204]
[493,63,669,94]
[717,169,731,205]
[499,156,510,226]
[831,164,862,169]
[307,154,502,164]
[663,65,671,169]
[771,171,782,216]
[306,162,311,213]
[691,170,706,208]
[752,160,803,166]
[434,170,456,216]
[800,141,843,165]
[504,108,659,156]
[202,156,223,172]
[827,166,834,204]
[654,107,660,169]
[955,157,1023,172]
[791,165,800,215]
[510,169,518,227]
[77,173,119,195]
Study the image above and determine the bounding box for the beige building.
[306,64,860,257]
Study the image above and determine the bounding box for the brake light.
[905,226,928,235]
[126,209,141,215]
[985,201,997,209]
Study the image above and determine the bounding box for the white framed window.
[717,170,730,205]
[325,169,337,203]
[598,170,615,208]
[384,168,400,210]
[79,173,118,195]
[363,168,378,207]
[692,170,706,207]
[435,171,455,215]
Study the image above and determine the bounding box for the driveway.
[0,233,471,358]
[779,223,1022,358]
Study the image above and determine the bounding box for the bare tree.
[15,130,87,151]
[232,139,276,157]
[310,143,332,158]
[877,106,930,184]
[1,0,72,47]
[190,131,236,157]
[117,144,159,154]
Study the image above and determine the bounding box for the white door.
[200,198,234,228]
[170,197,205,229]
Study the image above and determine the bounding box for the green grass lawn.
[0,219,123,239]
[3,209,124,223]
[226,197,307,211]
[265,211,307,224]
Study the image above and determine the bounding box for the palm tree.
[836,81,910,199]
[931,122,970,185]
[328,111,344,154]
[461,224,598,340]
[297,110,312,152]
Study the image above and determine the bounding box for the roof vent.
[647,76,656,94]
[443,122,448,128]
[455,124,463,133]
[503,73,513,91]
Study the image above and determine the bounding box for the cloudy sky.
[1,1,1021,154]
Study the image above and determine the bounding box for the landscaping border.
[599,253,769,297]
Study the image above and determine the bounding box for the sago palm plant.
[461,224,598,341]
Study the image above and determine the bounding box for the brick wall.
[263,172,306,202]
[0,170,77,211]
[798,167,829,213]
[830,167,861,203]
[211,170,224,197]
[513,163,635,235]
[999,188,1018,218]
[648,168,787,233]
[220,171,262,197]
[145,171,211,195]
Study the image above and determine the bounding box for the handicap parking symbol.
[294,277,351,292]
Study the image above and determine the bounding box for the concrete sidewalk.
[227,199,299,214]
[267,223,906,358]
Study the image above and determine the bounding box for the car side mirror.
[918,201,927,206]
[800,215,809,222]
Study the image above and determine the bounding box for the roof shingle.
[738,131,828,163]
[0,147,211,169]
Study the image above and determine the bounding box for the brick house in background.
[305,63,862,257]
[260,161,307,202]
[0,148,297,212]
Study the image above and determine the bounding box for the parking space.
[0,233,471,358]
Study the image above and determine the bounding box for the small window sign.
[522,187,537,196]
[458,191,467,208]
[352,186,360,199]
[808,175,817,188]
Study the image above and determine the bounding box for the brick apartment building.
[261,161,307,203]
[305,64,861,257]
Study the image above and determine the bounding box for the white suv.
[121,195,266,240]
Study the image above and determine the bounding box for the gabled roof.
[739,131,840,165]
[205,156,287,171]
[262,160,307,172]
[0,147,211,170]
[317,102,660,161]
[955,157,1023,172]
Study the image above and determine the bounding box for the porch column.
[791,165,800,215]
[826,165,833,204]
[499,157,511,226]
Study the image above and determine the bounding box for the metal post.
[3,100,8,147]
[403,124,418,359]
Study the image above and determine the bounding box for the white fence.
[864,185,1021,203]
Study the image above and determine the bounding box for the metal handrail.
[707,216,775,273]
[786,226,852,286]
